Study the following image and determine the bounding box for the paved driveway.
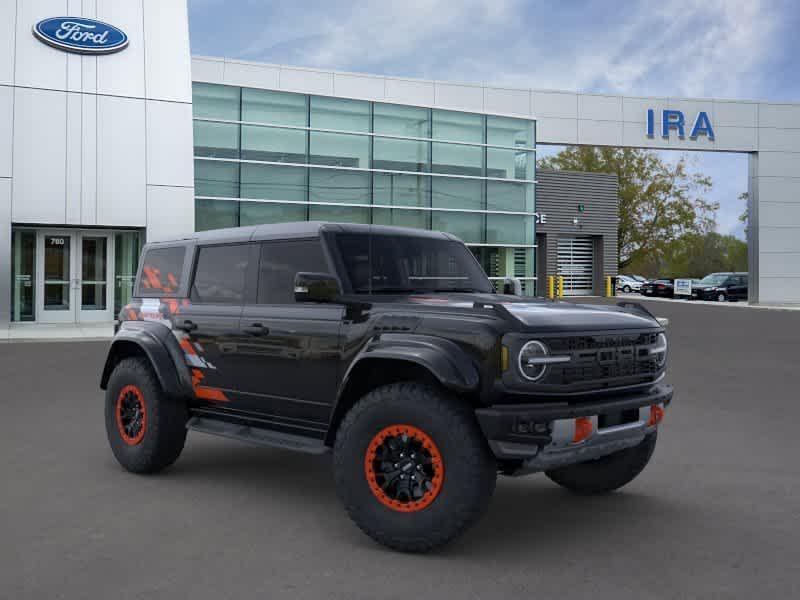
[1,299,798,599]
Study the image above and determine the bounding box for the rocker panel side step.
[187,416,330,455]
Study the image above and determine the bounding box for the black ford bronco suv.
[101,222,672,552]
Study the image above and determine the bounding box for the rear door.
[176,243,255,405]
[236,238,344,435]
[731,275,748,300]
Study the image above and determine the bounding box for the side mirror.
[294,272,341,303]
[502,276,522,295]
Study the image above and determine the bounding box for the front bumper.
[691,289,716,300]
[475,383,673,475]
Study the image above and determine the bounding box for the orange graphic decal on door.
[191,368,229,402]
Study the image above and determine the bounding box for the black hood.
[500,298,660,332]
[369,293,662,333]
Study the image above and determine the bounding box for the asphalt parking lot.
[2,298,799,599]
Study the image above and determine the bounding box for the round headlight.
[518,340,550,381]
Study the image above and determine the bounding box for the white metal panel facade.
[12,87,68,224]
[0,0,194,329]
[0,86,12,178]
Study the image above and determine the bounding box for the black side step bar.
[187,416,330,455]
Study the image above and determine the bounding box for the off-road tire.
[333,382,497,552]
[105,357,187,474]
[545,432,657,495]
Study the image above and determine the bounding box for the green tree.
[625,232,747,278]
[538,147,718,271]
[738,191,749,236]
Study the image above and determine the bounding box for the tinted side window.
[258,240,327,304]
[190,244,250,304]
[139,246,186,296]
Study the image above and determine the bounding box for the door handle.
[177,319,197,332]
[242,323,268,336]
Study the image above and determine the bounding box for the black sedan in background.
[640,279,674,298]
[691,272,748,301]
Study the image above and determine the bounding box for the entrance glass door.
[79,234,113,322]
[36,231,114,323]
[39,233,74,323]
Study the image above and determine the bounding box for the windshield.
[699,274,728,286]
[334,232,493,294]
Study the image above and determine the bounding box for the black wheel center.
[372,434,436,503]
[119,393,144,437]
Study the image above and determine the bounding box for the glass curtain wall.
[193,83,537,293]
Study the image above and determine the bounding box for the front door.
[36,231,114,323]
[236,240,343,432]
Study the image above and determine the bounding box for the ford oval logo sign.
[33,17,128,55]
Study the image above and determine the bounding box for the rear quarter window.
[138,246,187,296]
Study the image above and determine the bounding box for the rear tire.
[545,432,657,495]
[105,357,187,474]
[333,382,496,552]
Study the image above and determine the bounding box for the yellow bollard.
[606,276,613,297]
[557,276,564,298]
[547,275,555,299]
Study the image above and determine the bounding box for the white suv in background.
[617,275,644,294]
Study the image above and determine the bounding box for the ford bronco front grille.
[543,333,661,386]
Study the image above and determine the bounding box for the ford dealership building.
[2,1,800,332]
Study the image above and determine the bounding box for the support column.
[750,150,800,304]
[0,179,11,330]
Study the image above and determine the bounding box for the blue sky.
[188,0,800,239]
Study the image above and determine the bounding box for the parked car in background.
[617,274,643,294]
[641,279,674,298]
[691,272,748,302]
[630,275,648,283]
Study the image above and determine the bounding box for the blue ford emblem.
[33,17,128,54]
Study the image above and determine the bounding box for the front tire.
[105,357,188,474]
[545,432,657,495]
[333,382,496,552]
[717,292,727,302]
[623,285,632,293]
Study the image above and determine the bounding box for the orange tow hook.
[573,417,594,443]
[648,405,664,427]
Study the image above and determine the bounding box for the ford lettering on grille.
[543,334,661,387]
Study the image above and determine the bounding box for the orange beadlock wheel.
[115,384,147,446]
[364,424,445,513]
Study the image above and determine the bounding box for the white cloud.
[217,0,780,100]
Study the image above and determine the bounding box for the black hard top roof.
[145,222,459,248]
